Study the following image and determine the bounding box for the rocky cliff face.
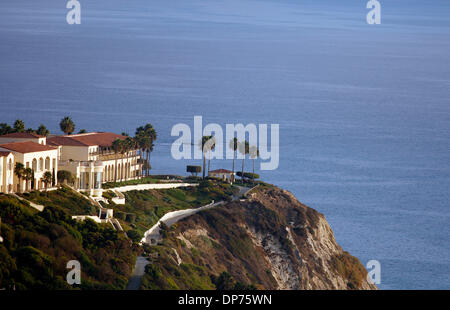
[141,185,377,290]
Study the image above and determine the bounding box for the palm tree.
[59,116,75,135]
[135,124,156,177]
[229,137,238,182]
[36,124,50,136]
[14,163,25,193]
[13,119,25,133]
[249,146,259,184]
[112,139,123,182]
[143,124,156,176]
[24,168,34,191]
[200,135,214,179]
[238,141,250,182]
[41,171,53,191]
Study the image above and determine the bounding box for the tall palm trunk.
[146,149,150,177]
[141,148,145,177]
[252,159,256,183]
[232,150,236,181]
[208,151,211,177]
[202,154,206,179]
[241,158,245,182]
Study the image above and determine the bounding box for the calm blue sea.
[1,0,449,289]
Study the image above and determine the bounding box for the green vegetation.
[19,186,96,215]
[236,172,260,180]
[59,116,75,135]
[104,180,235,239]
[36,124,50,136]
[0,195,138,289]
[330,252,368,290]
[102,176,160,189]
[0,120,50,136]
[57,170,74,185]
[212,272,257,290]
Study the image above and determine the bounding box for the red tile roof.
[0,132,44,139]
[0,151,12,157]
[209,169,234,174]
[0,141,57,154]
[48,132,127,147]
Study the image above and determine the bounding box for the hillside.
[0,194,138,289]
[0,182,376,290]
[140,185,377,290]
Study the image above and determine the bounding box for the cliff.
[141,185,377,290]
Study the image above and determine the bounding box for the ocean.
[1,0,449,289]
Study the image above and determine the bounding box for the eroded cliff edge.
[141,185,377,290]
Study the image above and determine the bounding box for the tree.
[135,124,156,177]
[36,124,50,136]
[186,165,202,176]
[238,141,250,182]
[0,123,13,135]
[14,163,25,193]
[214,272,235,290]
[78,129,87,134]
[24,168,34,191]
[126,230,141,243]
[229,137,238,182]
[249,146,259,183]
[13,120,25,133]
[200,135,215,179]
[59,116,75,135]
[41,172,53,191]
[57,170,73,185]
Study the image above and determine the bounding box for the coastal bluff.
[140,185,377,290]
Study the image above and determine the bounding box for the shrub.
[236,172,260,180]
[127,230,141,243]
[125,213,136,223]
[186,165,202,176]
[57,170,74,185]
[115,211,126,221]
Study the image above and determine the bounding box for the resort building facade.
[0,151,14,194]
[0,140,59,192]
[48,132,142,196]
[0,131,142,197]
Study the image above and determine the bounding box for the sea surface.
[1,0,449,289]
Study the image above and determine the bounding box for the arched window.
[45,157,50,170]
[39,158,43,171]
[32,159,37,172]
